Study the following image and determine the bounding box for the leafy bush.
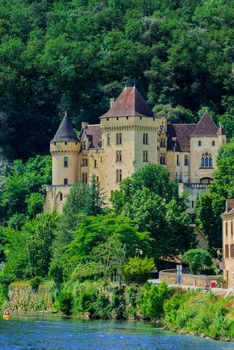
[137,282,171,319]
[123,256,155,283]
[58,292,73,315]
[30,276,43,290]
[183,248,214,275]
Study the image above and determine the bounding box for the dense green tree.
[0,0,233,159]
[112,164,194,259]
[183,248,214,275]
[196,140,234,250]
[0,155,51,223]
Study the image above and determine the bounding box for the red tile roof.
[192,112,218,136]
[100,86,154,118]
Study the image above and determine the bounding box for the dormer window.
[82,141,86,150]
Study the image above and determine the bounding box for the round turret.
[50,113,80,186]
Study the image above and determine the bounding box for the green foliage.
[112,164,195,259]
[30,276,43,290]
[1,212,58,280]
[196,140,234,249]
[164,291,234,339]
[0,155,51,223]
[60,214,151,280]
[137,282,171,319]
[58,291,73,315]
[183,248,214,275]
[0,0,233,159]
[123,256,155,284]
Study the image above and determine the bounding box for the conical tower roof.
[100,86,154,118]
[192,112,218,137]
[51,112,78,142]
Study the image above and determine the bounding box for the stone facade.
[222,199,234,289]
[45,86,226,212]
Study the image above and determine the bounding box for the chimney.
[226,199,234,212]
[110,98,115,108]
[81,122,89,129]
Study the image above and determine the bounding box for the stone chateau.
[45,86,226,212]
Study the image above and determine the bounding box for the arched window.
[201,153,212,168]
[200,177,213,184]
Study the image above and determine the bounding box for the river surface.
[0,314,233,350]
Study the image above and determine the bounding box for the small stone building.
[222,199,234,289]
[45,86,226,212]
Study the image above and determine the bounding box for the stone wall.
[159,269,223,288]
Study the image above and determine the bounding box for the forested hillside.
[0,0,233,159]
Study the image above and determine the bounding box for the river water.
[0,314,233,350]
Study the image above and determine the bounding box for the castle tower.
[45,112,80,212]
[100,86,161,199]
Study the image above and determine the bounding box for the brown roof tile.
[100,86,154,118]
[85,124,102,149]
[167,124,196,152]
[192,112,218,137]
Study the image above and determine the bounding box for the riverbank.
[3,280,234,341]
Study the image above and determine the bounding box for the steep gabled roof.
[192,112,218,137]
[100,86,154,118]
[167,124,196,152]
[51,113,78,142]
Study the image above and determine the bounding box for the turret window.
[201,153,212,168]
[107,134,110,145]
[59,193,63,201]
[94,159,97,168]
[64,157,68,168]
[116,133,122,145]
[116,169,122,183]
[143,133,148,145]
[198,141,201,146]
[212,140,215,146]
[64,178,68,185]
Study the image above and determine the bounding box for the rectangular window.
[177,154,180,166]
[82,173,88,184]
[143,150,148,162]
[116,150,122,162]
[116,133,122,145]
[143,133,148,145]
[160,153,166,165]
[94,159,97,168]
[116,169,122,183]
[198,140,201,146]
[212,140,215,146]
[82,156,88,166]
[59,193,63,201]
[107,134,110,145]
[184,155,189,166]
[226,222,228,235]
[231,244,234,258]
[160,139,166,148]
[64,178,68,185]
[231,221,233,235]
[64,156,68,168]
[225,244,229,258]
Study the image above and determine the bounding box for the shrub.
[58,291,73,315]
[137,282,170,319]
[183,248,214,275]
[30,276,43,290]
[123,256,156,284]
